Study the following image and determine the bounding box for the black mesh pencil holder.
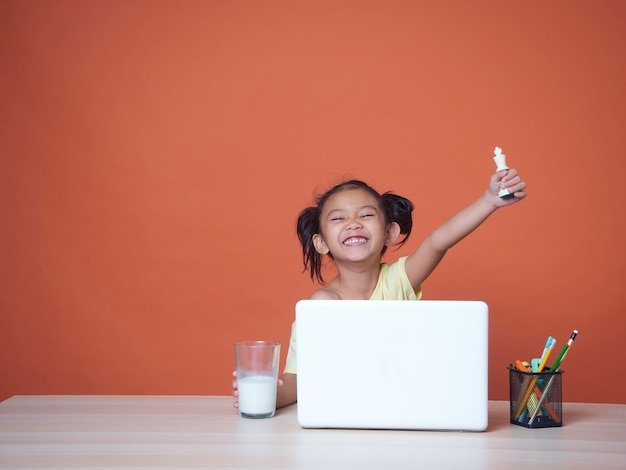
[509,367,563,428]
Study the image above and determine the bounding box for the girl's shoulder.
[309,287,341,300]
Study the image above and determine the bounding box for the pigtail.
[296,206,325,284]
[382,192,414,247]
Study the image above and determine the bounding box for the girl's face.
[313,188,399,262]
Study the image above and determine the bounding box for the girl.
[234,167,527,409]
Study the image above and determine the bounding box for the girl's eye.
[330,217,344,222]
[361,213,374,218]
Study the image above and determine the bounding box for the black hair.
[296,179,414,285]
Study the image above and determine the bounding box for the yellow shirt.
[284,257,422,374]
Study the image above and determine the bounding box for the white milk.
[237,375,277,417]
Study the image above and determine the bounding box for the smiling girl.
[233,167,527,410]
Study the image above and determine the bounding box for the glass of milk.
[235,340,281,418]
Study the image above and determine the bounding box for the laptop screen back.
[295,300,489,431]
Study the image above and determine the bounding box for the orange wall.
[1,1,625,404]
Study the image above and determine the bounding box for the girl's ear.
[385,222,401,246]
[312,233,330,254]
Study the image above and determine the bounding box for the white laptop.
[295,300,489,431]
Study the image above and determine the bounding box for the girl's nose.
[346,218,362,229]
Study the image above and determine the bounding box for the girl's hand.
[232,370,239,408]
[489,169,527,207]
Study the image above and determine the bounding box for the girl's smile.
[343,236,368,246]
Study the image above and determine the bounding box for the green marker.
[549,330,579,372]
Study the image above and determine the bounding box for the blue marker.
[540,336,553,362]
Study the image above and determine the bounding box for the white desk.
[0,396,624,469]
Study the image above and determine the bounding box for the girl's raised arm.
[403,169,526,290]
